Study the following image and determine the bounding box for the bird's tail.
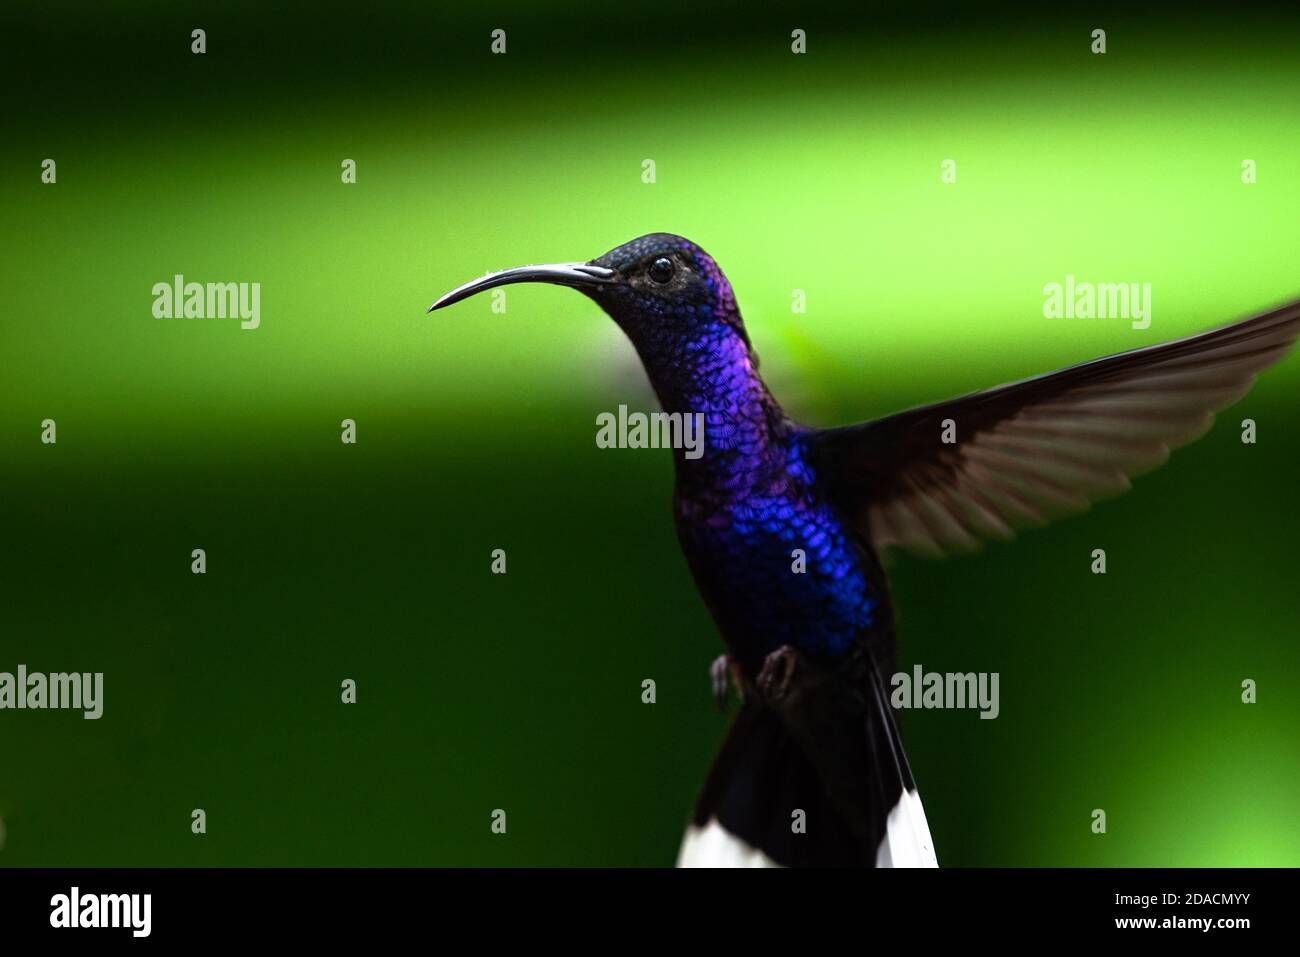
[677,651,937,868]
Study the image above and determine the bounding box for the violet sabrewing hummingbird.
[430,232,1300,867]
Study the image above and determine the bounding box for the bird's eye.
[648,256,674,284]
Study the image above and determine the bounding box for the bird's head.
[429,232,751,355]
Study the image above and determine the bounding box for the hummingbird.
[430,233,1300,867]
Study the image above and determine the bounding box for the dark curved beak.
[428,262,616,312]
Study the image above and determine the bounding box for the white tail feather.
[676,818,780,868]
[875,787,939,868]
[677,789,938,868]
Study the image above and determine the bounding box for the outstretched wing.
[810,300,1300,560]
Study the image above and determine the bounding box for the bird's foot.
[709,654,741,710]
[756,645,801,703]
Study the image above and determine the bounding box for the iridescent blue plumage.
[585,234,890,673]
[674,430,883,667]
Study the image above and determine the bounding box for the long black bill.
[428,262,616,312]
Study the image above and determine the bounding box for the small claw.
[710,654,732,710]
[757,645,800,703]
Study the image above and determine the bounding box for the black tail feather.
[687,648,928,867]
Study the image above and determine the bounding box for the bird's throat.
[630,324,787,489]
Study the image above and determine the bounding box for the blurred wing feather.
[811,300,1300,560]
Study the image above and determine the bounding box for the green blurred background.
[1,1,1297,866]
